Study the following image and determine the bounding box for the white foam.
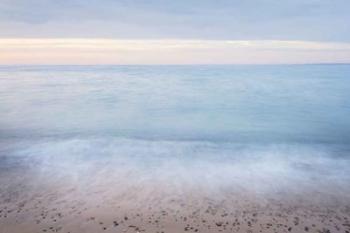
[4,137,348,204]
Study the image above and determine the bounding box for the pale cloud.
[1,39,350,64]
[0,1,349,42]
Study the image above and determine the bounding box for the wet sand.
[1,139,350,233]
[1,177,350,233]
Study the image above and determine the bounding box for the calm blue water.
[1,65,350,198]
[1,65,350,143]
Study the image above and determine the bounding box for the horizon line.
[1,63,350,66]
[1,38,350,65]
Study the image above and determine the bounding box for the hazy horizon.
[1,1,350,64]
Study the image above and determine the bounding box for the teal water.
[1,65,350,143]
[0,65,350,198]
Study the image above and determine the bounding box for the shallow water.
[1,64,350,200]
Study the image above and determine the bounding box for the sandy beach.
[1,171,350,233]
[1,138,350,233]
[1,189,350,233]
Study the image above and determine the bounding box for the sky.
[0,0,349,64]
